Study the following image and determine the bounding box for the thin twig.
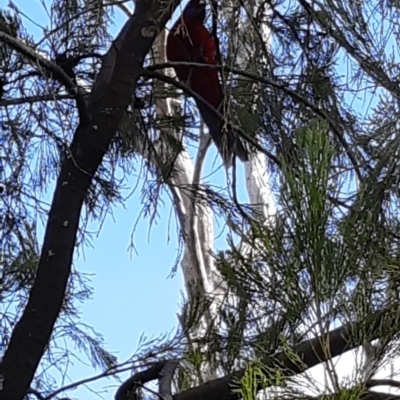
[0,31,90,125]
[147,61,363,181]
[143,68,282,167]
[44,364,135,399]
[0,94,73,107]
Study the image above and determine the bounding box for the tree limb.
[146,62,362,181]
[44,364,135,399]
[115,360,167,400]
[295,390,400,400]
[0,1,180,399]
[172,306,400,400]
[367,380,400,390]
[111,307,400,400]
[143,69,281,166]
[0,94,73,107]
[159,360,179,400]
[0,32,90,125]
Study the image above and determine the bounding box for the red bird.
[166,0,249,165]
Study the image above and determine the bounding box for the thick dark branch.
[0,1,179,399]
[298,390,400,400]
[0,94,73,107]
[111,308,399,400]
[171,306,399,400]
[159,360,179,400]
[115,361,167,400]
[363,392,400,400]
[27,388,45,400]
[367,380,400,390]
[0,32,90,124]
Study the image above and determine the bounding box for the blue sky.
[0,1,251,398]
[1,1,184,398]
[0,0,393,398]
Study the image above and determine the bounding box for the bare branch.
[115,361,167,400]
[295,390,400,400]
[173,306,400,400]
[366,380,400,390]
[27,389,45,400]
[44,364,135,400]
[159,360,179,400]
[0,31,90,125]
[147,62,363,181]
[0,0,181,398]
[106,0,133,16]
[0,94,73,107]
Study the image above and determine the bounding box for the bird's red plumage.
[166,0,248,164]
[167,4,222,109]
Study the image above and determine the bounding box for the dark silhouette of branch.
[0,94,73,107]
[171,306,399,400]
[27,388,45,400]
[143,69,281,167]
[44,364,135,400]
[110,307,399,400]
[115,361,167,400]
[367,380,400,390]
[147,62,363,181]
[0,32,90,125]
[0,0,180,399]
[159,360,179,400]
[362,392,400,400]
[294,390,400,400]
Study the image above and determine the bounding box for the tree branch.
[115,360,167,400]
[110,308,399,400]
[143,69,281,166]
[363,392,400,400]
[0,94,73,107]
[159,360,179,400]
[0,32,90,125]
[0,1,180,399]
[367,380,400,390]
[44,364,135,399]
[147,62,362,181]
[172,306,400,400]
[296,390,400,400]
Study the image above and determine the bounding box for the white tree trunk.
[136,0,383,390]
[151,32,225,381]
[245,150,276,225]
[143,7,277,381]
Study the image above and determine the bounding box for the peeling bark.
[147,30,226,381]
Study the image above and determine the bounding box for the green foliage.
[237,362,270,400]
[3,0,400,397]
